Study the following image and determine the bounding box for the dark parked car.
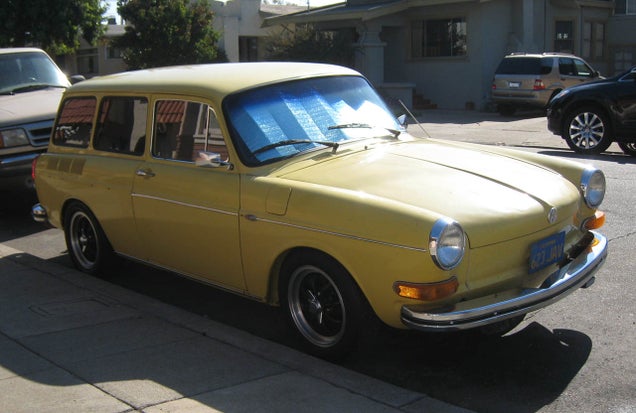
[547,66,636,155]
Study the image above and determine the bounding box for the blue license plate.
[529,231,565,273]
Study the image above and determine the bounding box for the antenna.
[398,100,433,139]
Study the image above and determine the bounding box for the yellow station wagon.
[32,63,608,358]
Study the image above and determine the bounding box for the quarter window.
[94,97,148,155]
[53,97,96,148]
[152,100,227,162]
[411,17,467,58]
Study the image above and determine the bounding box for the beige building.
[63,0,302,78]
[62,0,636,110]
[266,0,636,110]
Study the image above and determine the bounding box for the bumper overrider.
[401,230,607,331]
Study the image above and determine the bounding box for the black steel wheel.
[64,202,113,275]
[619,142,636,157]
[563,107,613,154]
[280,251,367,359]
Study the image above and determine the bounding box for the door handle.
[136,168,155,177]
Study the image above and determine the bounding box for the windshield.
[223,76,402,166]
[0,51,70,94]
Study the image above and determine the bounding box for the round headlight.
[581,168,605,208]
[429,218,466,270]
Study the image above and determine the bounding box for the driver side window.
[152,99,227,162]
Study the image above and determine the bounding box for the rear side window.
[94,97,148,155]
[53,97,96,148]
[495,57,552,75]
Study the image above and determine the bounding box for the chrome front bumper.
[401,231,607,332]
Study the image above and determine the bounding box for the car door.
[131,98,245,292]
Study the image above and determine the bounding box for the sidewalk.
[0,243,473,412]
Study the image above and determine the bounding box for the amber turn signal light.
[584,210,605,230]
[393,277,459,301]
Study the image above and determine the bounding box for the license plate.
[509,81,521,88]
[529,231,565,273]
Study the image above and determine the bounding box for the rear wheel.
[279,251,368,360]
[618,142,636,157]
[563,106,613,154]
[497,104,516,117]
[64,202,114,275]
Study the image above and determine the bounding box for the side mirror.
[69,75,86,84]
[397,114,407,127]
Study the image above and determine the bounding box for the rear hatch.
[492,57,551,98]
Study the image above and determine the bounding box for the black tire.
[279,251,368,360]
[63,202,114,275]
[618,142,636,157]
[562,106,613,154]
[497,104,516,117]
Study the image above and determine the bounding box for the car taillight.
[492,83,496,90]
[533,79,545,90]
[31,155,39,182]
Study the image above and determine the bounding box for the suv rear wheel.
[563,106,613,154]
[497,104,516,116]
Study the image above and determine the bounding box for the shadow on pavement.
[342,321,591,413]
[2,249,591,413]
[0,190,49,243]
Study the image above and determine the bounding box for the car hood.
[276,140,581,248]
[0,87,64,126]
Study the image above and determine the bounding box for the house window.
[583,22,605,60]
[615,0,636,14]
[77,48,98,76]
[239,37,259,62]
[554,21,574,53]
[106,45,123,60]
[614,49,635,73]
[411,17,467,58]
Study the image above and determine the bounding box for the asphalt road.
[1,110,634,413]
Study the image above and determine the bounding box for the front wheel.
[563,107,613,154]
[279,251,368,360]
[619,142,636,157]
[64,202,114,275]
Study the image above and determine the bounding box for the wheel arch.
[266,246,363,307]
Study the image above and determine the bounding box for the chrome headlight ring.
[429,217,466,270]
[581,168,605,208]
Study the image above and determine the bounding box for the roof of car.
[0,47,50,55]
[504,52,577,58]
[67,62,361,103]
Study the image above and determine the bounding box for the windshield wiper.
[328,122,372,130]
[6,84,66,95]
[252,139,339,155]
[328,122,401,139]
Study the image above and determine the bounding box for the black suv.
[547,66,636,156]
[491,53,601,116]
